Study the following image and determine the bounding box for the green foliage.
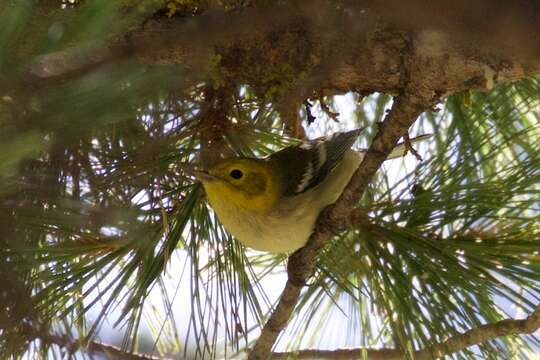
[291,82,540,358]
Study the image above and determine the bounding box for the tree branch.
[12,2,540,359]
[269,305,540,359]
[271,348,401,360]
[416,305,540,359]
[23,0,540,103]
[21,323,164,360]
[248,90,436,360]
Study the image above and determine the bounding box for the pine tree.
[1,1,540,359]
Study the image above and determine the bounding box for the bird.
[191,128,430,253]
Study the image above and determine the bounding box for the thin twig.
[21,323,165,360]
[271,348,401,360]
[270,305,540,359]
[248,92,435,360]
[278,99,305,139]
[402,132,423,161]
[319,96,340,122]
[416,305,540,359]
[304,100,317,125]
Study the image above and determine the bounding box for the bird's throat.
[203,181,273,214]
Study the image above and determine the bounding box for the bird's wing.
[271,128,364,196]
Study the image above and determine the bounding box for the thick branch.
[21,323,163,360]
[416,305,540,359]
[271,348,401,360]
[248,91,435,360]
[14,2,540,359]
[25,0,540,102]
[270,305,540,359]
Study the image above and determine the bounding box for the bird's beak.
[183,166,219,182]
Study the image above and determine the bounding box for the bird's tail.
[385,134,433,159]
[357,134,432,159]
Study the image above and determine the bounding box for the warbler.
[192,129,429,253]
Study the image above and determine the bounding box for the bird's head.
[193,158,281,213]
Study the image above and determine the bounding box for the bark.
[20,323,163,360]
[25,0,540,105]
[19,305,540,359]
[249,91,435,359]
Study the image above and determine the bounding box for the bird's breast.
[209,197,316,253]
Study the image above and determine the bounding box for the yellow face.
[200,158,281,214]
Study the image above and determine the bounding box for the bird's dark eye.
[230,169,243,179]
